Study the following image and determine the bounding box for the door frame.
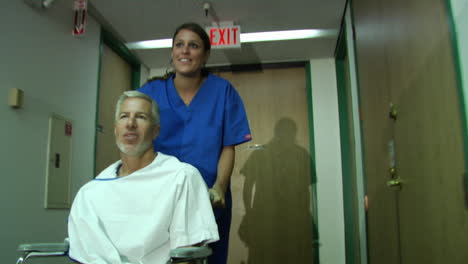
[335,28,358,264]
[335,1,368,263]
[305,61,320,264]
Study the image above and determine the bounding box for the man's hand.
[209,185,225,208]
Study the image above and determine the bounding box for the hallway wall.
[0,1,101,262]
[309,58,346,264]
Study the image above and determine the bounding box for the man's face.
[114,97,159,157]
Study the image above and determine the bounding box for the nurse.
[138,22,252,264]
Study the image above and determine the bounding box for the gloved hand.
[209,185,225,208]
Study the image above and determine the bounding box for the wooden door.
[95,44,132,175]
[216,67,315,264]
[351,0,401,262]
[389,1,468,263]
[353,0,468,263]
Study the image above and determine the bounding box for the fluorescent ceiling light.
[127,38,172,49]
[126,29,336,50]
[241,29,332,43]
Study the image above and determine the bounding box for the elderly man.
[68,91,219,264]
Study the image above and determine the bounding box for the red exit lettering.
[207,26,241,48]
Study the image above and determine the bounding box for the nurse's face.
[114,97,158,157]
[171,29,210,77]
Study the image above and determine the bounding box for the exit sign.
[205,25,241,49]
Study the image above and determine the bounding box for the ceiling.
[89,0,347,69]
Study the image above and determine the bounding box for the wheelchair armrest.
[17,241,69,253]
[17,240,210,264]
[170,246,212,261]
[16,240,69,264]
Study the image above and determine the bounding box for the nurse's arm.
[210,145,235,208]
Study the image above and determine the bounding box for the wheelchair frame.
[16,239,211,264]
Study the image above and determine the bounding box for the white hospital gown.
[68,152,219,264]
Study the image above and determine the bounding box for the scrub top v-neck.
[139,73,252,188]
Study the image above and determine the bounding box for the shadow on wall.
[238,117,316,263]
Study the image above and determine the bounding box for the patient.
[68,91,219,264]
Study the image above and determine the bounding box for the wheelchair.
[16,238,212,264]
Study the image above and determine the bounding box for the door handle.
[387,178,402,187]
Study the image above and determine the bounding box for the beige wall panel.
[95,45,132,175]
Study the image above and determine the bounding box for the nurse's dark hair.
[173,22,211,52]
[115,91,160,126]
[146,22,211,83]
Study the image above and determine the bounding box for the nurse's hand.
[209,186,225,208]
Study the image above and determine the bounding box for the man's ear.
[153,125,160,140]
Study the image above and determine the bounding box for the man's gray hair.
[115,91,160,126]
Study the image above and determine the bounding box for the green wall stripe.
[92,30,104,177]
[346,1,369,262]
[347,0,367,192]
[305,61,320,264]
[444,0,468,206]
[335,55,357,264]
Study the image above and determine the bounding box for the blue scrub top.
[139,73,252,188]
